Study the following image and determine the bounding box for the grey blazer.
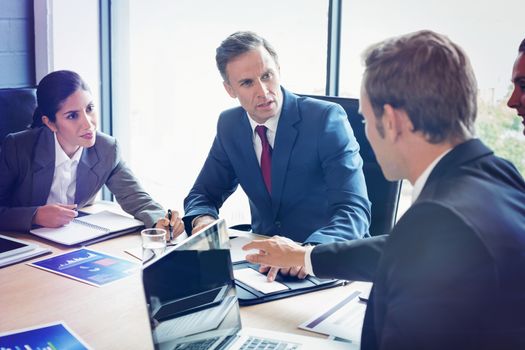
[0,127,164,231]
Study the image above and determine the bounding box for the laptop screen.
[142,219,242,349]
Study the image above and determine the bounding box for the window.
[339,0,525,218]
[110,0,328,225]
[109,1,523,226]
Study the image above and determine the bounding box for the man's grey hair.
[216,31,279,82]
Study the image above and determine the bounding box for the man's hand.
[243,236,307,281]
[259,265,309,282]
[32,204,78,228]
[191,215,216,234]
[155,209,184,238]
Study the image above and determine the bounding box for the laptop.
[141,219,355,350]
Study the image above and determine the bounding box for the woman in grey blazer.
[0,70,184,235]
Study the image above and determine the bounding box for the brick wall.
[0,0,35,88]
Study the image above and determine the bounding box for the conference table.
[1,206,370,349]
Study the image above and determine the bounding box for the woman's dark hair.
[31,70,91,128]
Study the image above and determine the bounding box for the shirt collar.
[53,133,83,167]
[247,109,281,135]
[411,148,452,203]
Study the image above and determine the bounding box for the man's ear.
[382,104,398,141]
[384,104,413,142]
[223,81,237,98]
[41,115,57,133]
[383,104,407,141]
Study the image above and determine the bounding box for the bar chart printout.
[0,322,91,350]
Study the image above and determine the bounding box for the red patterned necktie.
[255,125,272,194]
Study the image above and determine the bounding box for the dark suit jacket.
[312,139,525,349]
[0,127,165,231]
[184,88,371,244]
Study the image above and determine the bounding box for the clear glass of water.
[141,228,167,262]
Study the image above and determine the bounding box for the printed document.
[0,322,91,349]
[29,248,139,287]
[233,267,289,294]
[299,282,372,343]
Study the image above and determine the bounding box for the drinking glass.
[141,228,167,262]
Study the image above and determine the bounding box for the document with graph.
[30,210,144,246]
[29,248,139,287]
[0,322,91,350]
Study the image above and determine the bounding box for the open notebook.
[30,210,144,246]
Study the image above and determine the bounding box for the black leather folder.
[233,261,346,306]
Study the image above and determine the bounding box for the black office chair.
[302,94,402,236]
[0,87,37,150]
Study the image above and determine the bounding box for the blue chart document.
[29,248,139,287]
[0,322,90,350]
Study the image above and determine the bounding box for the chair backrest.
[302,94,402,236]
[0,87,37,150]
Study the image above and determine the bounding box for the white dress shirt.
[410,149,451,203]
[304,148,452,276]
[247,112,280,165]
[46,133,83,205]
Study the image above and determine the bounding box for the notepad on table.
[30,210,144,246]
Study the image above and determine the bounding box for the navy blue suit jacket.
[0,127,165,231]
[184,88,370,244]
[312,139,525,349]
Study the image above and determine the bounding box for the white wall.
[34,0,100,103]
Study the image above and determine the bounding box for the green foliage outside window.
[476,89,525,177]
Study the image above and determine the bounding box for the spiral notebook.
[30,210,144,246]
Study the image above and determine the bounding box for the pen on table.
[167,209,174,242]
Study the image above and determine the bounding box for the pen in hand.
[167,209,174,242]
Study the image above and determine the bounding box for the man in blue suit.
[183,31,370,280]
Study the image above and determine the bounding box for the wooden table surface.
[1,221,369,349]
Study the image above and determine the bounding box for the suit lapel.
[271,88,300,217]
[31,128,55,205]
[75,144,100,205]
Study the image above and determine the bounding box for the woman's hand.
[32,204,78,228]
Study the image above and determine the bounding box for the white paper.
[299,283,372,343]
[228,236,259,263]
[78,210,143,231]
[233,268,289,294]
